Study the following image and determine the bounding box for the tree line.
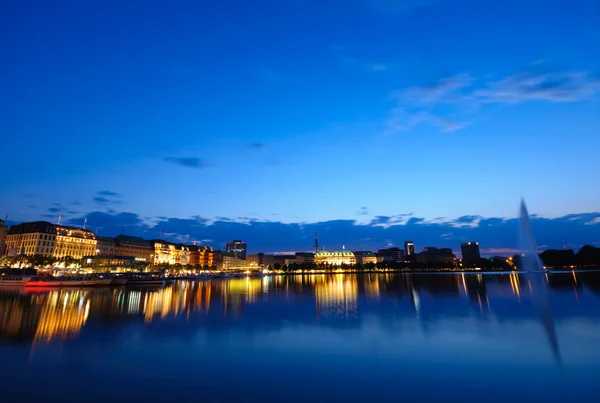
[538,245,600,268]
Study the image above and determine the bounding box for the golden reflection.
[33,291,90,343]
[364,275,380,299]
[509,273,521,299]
[315,274,358,319]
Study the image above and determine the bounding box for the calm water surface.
[1,272,600,402]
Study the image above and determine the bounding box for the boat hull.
[111,278,129,285]
[24,279,113,287]
[126,280,166,286]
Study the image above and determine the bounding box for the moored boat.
[0,275,33,286]
[111,278,128,285]
[24,277,113,287]
[126,279,166,286]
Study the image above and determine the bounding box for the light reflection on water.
[0,272,600,401]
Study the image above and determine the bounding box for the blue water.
[1,273,599,402]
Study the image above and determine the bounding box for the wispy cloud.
[386,64,600,134]
[475,69,600,104]
[164,157,210,169]
[93,197,122,205]
[98,190,119,197]
[357,207,370,216]
[249,142,265,150]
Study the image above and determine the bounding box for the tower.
[314,232,319,254]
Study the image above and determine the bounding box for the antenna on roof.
[314,231,319,253]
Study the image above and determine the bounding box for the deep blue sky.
[1,0,599,252]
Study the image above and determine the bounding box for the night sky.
[2,0,599,253]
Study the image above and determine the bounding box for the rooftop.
[315,251,355,257]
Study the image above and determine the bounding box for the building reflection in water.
[315,274,358,320]
[0,271,597,361]
[33,290,91,343]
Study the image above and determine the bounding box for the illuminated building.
[114,235,153,263]
[151,240,189,265]
[0,219,7,256]
[353,251,377,265]
[461,242,481,264]
[188,245,217,268]
[226,240,247,259]
[96,236,115,256]
[221,255,248,270]
[314,251,356,266]
[246,254,259,266]
[377,247,405,262]
[82,255,136,271]
[404,240,415,257]
[5,221,97,259]
[53,226,97,259]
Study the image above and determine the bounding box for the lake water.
[1,272,600,402]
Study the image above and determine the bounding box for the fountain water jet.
[518,199,561,364]
[518,198,544,272]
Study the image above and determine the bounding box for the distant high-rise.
[461,242,481,264]
[404,241,415,256]
[226,240,247,260]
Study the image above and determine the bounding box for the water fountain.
[518,198,544,272]
[519,198,561,363]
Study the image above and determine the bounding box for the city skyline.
[2,0,600,252]
[3,211,599,256]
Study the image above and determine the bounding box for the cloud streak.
[164,157,210,169]
[387,64,600,134]
[98,190,119,197]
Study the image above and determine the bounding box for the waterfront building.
[221,255,248,270]
[416,247,456,265]
[353,251,377,265]
[151,241,189,265]
[82,255,136,271]
[53,225,97,259]
[5,221,97,259]
[461,242,481,264]
[96,236,115,256]
[377,247,405,262]
[404,241,415,257]
[247,254,259,266]
[256,253,265,267]
[314,251,356,266]
[188,245,217,268]
[0,219,7,256]
[286,252,316,265]
[259,254,293,269]
[114,235,153,263]
[226,240,247,260]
